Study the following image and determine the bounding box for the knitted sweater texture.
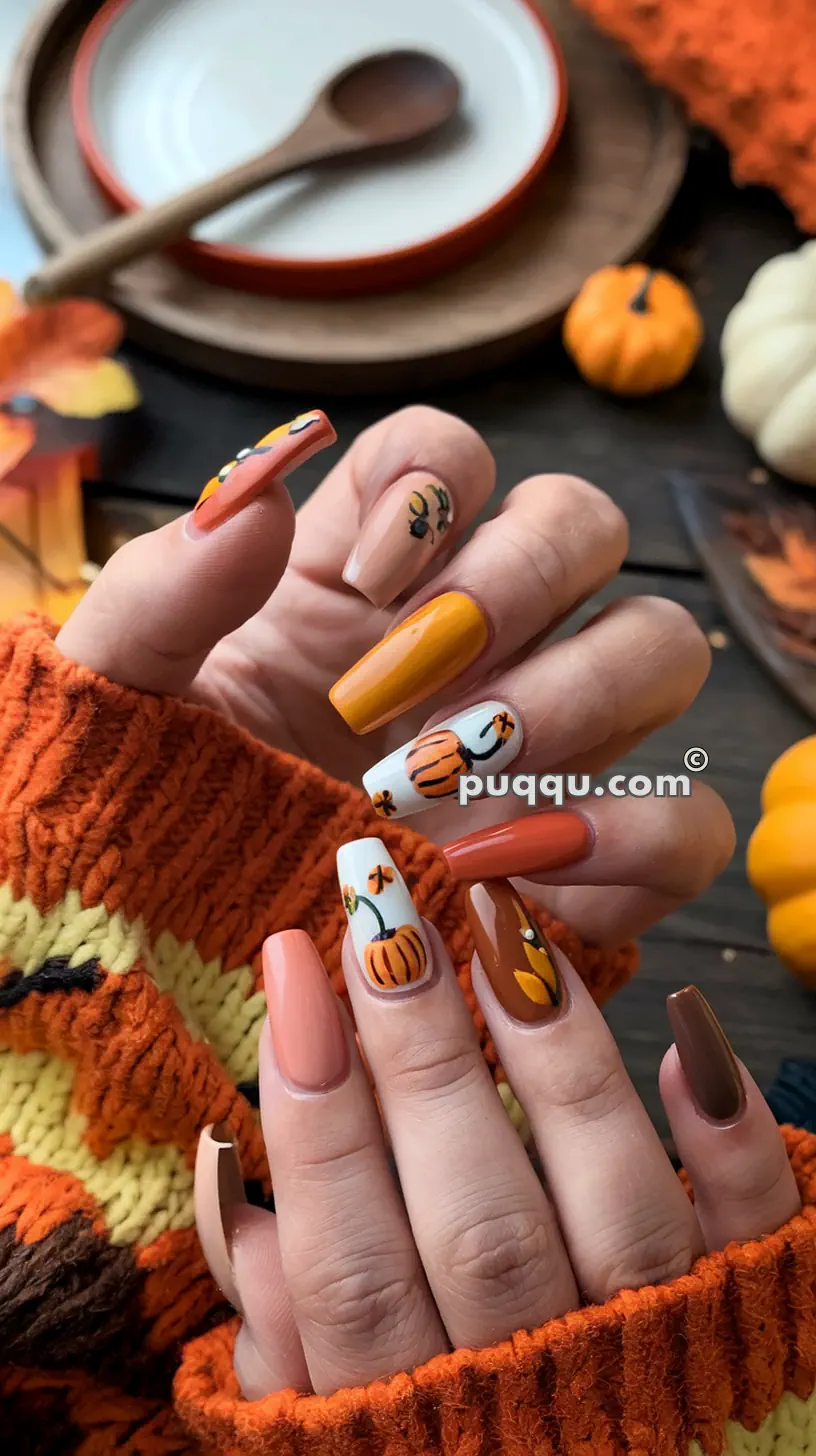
[0,616,814,1455]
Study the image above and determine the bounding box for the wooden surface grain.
[93,137,816,1135]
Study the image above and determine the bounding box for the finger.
[660,987,801,1250]
[360,594,709,824]
[56,409,336,694]
[291,404,496,603]
[337,838,579,1349]
[466,880,705,1302]
[442,782,735,944]
[194,1123,309,1399]
[258,930,445,1397]
[330,473,629,734]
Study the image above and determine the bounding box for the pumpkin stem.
[356,894,388,936]
[629,269,656,314]
[470,726,511,762]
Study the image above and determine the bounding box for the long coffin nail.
[466,878,564,1024]
[329,592,488,735]
[667,986,746,1122]
[337,837,432,993]
[192,409,336,533]
[263,930,349,1093]
[343,473,454,608]
[445,810,592,880]
[194,1122,247,1314]
[363,701,521,821]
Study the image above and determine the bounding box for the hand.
[194,864,801,1400]
[57,405,735,945]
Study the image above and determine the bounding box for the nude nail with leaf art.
[342,473,454,609]
[337,838,431,992]
[363,701,522,820]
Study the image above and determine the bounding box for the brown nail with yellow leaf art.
[465,879,564,1024]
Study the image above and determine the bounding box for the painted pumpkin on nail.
[345,874,427,989]
[406,712,516,799]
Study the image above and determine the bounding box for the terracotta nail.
[329,591,489,735]
[667,985,746,1122]
[337,837,432,993]
[445,810,592,880]
[466,878,564,1024]
[194,1122,247,1314]
[193,409,336,533]
[363,701,522,820]
[343,473,454,608]
[263,930,350,1093]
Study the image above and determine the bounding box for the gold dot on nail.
[522,929,536,941]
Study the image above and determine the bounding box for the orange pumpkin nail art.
[193,409,336,533]
[337,838,430,993]
[363,700,522,820]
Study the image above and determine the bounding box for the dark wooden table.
[97,136,816,1135]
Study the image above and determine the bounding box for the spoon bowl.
[327,50,461,145]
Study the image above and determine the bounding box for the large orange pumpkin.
[406,713,517,800]
[563,264,703,396]
[364,925,427,989]
[747,735,816,984]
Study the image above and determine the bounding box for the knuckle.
[388,406,495,486]
[592,1212,698,1299]
[632,596,711,677]
[546,1049,630,1126]
[513,475,629,555]
[385,1034,482,1102]
[292,1257,419,1342]
[445,1206,553,1301]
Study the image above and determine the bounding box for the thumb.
[56,410,336,695]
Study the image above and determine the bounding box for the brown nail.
[667,986,746,1122]
[466,878,564,1024]
[343,473,454,608]
[194,1122,247,1313]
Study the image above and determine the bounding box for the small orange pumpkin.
[364,925,427,989]
[562,264,703,396]
[406,712,517,800]
[747,735,816,984]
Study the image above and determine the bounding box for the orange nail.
[329,592,489,735]
[193,409,336,533]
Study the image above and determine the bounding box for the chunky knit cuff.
[177,1125,816,1455]
[574,0,816,233]
[0,615,635,1452]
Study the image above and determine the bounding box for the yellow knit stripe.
[690,1382,816,1454]
[0,1046,193,1245]
[0,884,264,1084]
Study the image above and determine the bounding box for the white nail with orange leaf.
[337,838,431,993]
[361,701,522,822]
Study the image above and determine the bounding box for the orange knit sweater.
[0,614,814,1456]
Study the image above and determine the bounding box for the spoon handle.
[23,113,355,305]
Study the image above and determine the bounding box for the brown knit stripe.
[175,1128,816,1455]
[0,1365,198,1454]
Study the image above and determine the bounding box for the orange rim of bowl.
[70,0,569,292]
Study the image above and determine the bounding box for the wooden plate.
[72,0,568,297]
[6,0,688,393]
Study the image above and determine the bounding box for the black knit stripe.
[0,957,102,1008]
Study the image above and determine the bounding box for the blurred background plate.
[7,0,688,392]
[72,0,568,296]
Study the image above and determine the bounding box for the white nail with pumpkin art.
[362,700,522,821]
[337,838,431,992]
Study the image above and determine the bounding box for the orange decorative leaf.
[0,298,126,408]
[31,359,141,419]
[0,412,35,481]
[745,550,816,613]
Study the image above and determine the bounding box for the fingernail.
[329,592,488,735]
[363,701,521,820]
[445,810,592,880]
[192,409,336,533]
[343,473,454,608]
[466,878,564,1023]
[263,930,350,1093]
[666,986,746,1122]
[337,837,431,993]
[194,1122,247,1314]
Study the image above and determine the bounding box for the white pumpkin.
[721,239,816,485]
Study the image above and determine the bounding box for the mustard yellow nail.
[329,592,489,735]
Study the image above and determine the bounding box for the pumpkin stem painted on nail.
[346,875,428,989]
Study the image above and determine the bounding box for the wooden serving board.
[6,0,688,393]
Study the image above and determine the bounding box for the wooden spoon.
[23,49,461,305]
